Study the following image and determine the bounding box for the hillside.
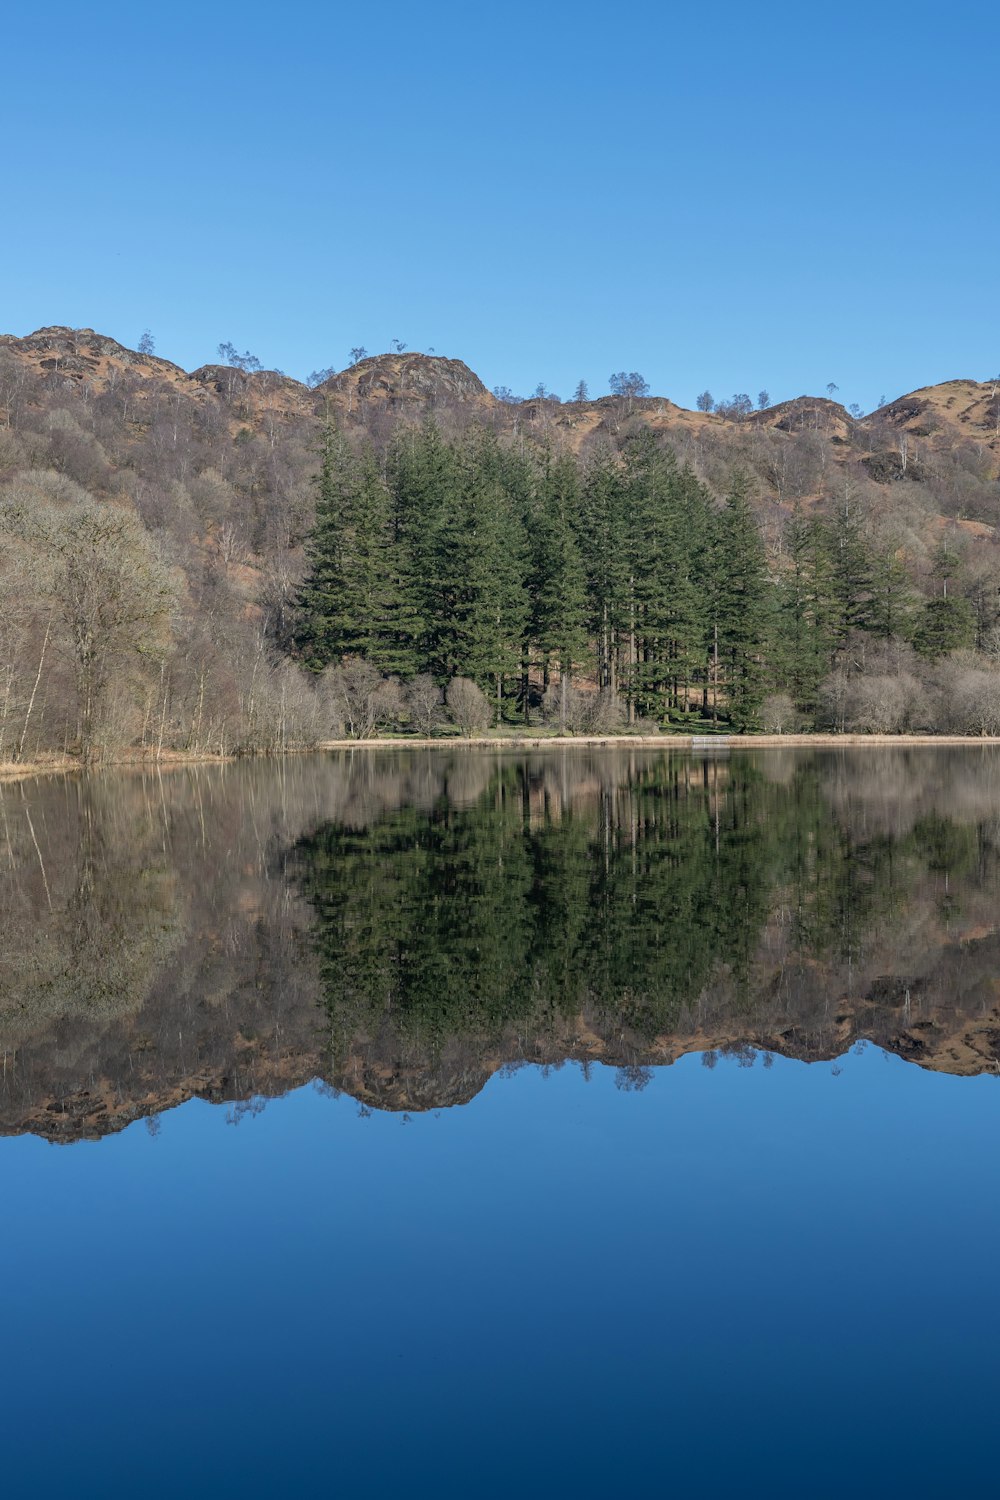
[3,325,997,452]
[2,324,1000,763]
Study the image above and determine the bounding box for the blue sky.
[2,0,996,411]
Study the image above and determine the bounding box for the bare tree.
[405,674,443,735]
[761,693,796,732]
[608,371,649,419]
[323,659,401,739]
[446,677,491,736]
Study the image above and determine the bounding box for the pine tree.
[670,465,714,714]
[621,431,709,721]
[294,425,359,668]
[530,451,589,723]
[580,447,630,701]
[389,421,466,678]
[712,471,769,729]
[773,508,836,713]
[912,595,975,658]
[870,543,915,642]
[295,426,412,672]
[455,433,528,716]
[827,493,875,646]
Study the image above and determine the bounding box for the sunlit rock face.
[3,746,1000,1141]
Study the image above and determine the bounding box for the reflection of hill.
[2,748,1000,1141]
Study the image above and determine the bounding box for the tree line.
[293,421,984,734]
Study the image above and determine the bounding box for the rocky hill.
[2,326,997,489]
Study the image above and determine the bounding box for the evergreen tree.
[296,426,414,672]
[530,452,589,722]
[773,508,836,713]
[870,543,915,642]
[912,595,976,658]
[456,441,529,715]
[389,421,467,678]
[713,472,769,729]
[622,433,710,721]
[827,495,875,646]
[580,447,630,700]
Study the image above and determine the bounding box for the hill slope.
[2,324,1000,762]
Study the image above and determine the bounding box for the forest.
[2,326,1000,762]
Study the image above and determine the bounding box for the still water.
[1,748,998,1496]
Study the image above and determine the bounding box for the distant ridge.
[1,326,997,468]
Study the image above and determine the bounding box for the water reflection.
[2,747,1000,1138]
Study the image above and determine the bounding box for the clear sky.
[3,0,996,412]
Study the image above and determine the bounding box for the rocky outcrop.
[317,351,494,410]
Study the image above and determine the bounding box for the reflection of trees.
[0,778,181,1039]
[295,757,791,1067]
[4,746,1000,1139]
[294,751,1000,1084]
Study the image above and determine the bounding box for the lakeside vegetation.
[4,330,1000,765]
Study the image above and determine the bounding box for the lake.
[2,747,998,1496]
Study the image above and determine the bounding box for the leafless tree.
[324,659,402,739]
[405,674,443,735]
[446,677,491,736]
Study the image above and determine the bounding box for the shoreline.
[313,732,1000,750]
[7,731,1000,784]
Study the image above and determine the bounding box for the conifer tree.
[870,543,915,642]
[455,434,529,715]
[296,426,413,673]
[712,471,768,729]
[827,495,875,646]
[580,447,630,701]
[294,425,359,668]
[389,421,466,678]
[773,508,836,713]
[530,451,589,723]
[670,465,714,713]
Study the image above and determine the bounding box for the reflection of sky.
[3,1050,998,1498]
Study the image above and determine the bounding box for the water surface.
[1,748,998,1495]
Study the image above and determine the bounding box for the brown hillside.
[2,325,997,472]
[1,327,998,549]
[317,350,495,411]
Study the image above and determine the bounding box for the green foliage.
[912,594,976,658]
[291,424,989,735]
[295,425,418,673]
[530,451,589,679]
[772,508,836,713]
[712,472,769,729]
[827,498,875,644]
